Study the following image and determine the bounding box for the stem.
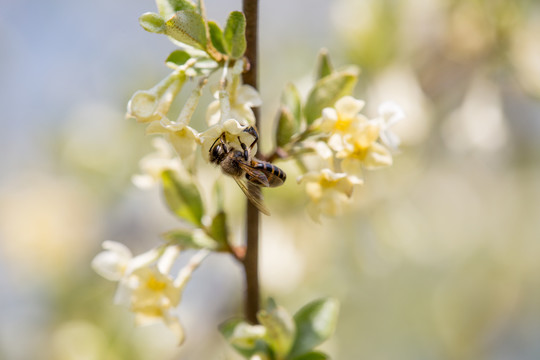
[242,0,260,324]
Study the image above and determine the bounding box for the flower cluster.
[293,96,404,222]
[92,241,208,344]
[126,59,260,166]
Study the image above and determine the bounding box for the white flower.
[336,120,393,176]
[200,118,258,162]
[91,241,133,281]
[145,117,199,159]
[206,81,262,126]
[117,265,185,344]
[376,101,404,150]
[131,137,184,189]
[91,241,162,281]
[126,73,184,123]
[317,96,366,133]
[297,169,362,222]
[92,242,208,344]
[314,96,370,152]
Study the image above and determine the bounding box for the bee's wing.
[233,177,271,216]
[238,162,270,187]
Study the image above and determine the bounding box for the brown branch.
[242,0,260,324]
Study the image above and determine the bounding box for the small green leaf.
[275,106,297,148]
[208,21,227,54]
[223,11,247,58]
[291,351,330,360]
[156,0,197,20]
[281,83,302,124]
[304,68,359,125]
[220,318,268,358]
[139,12,166,34]
[162,228,218,250]
[161,170,204,226]
[165,50,191,67]
[257,299,296,358]
[165,10,207,49]
[288,298,340,358]
[315,49,334,80]
[208,211,228,251]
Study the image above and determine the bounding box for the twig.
[242,0,260,324]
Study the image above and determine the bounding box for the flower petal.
[335,96,365,119]
[236,85,262,107]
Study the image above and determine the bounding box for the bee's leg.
[219,132,227,145]
[238,137,249,161]
[243,126,259,151]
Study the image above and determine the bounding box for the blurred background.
[1,0,540,359]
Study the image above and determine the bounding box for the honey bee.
[208,126,286,215]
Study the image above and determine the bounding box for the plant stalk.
[242,0,260,324]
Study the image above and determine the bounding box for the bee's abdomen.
[253,162,286,187]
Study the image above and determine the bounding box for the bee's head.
[209,141,228,164]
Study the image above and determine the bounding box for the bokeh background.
[1,0,540,359]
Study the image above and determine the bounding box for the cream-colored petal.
[206,100,221,126]
[236,85,262,107]
[305,182,323,200]
[127,91,159,123]
[113,278,133,306]
[327,133,345,152]
[222,118,247,134]
[354,121,381,148]
[231,106,256,125]
[125,248,162,275]
[319,108,338,132]
[335,96,365,119]
[157,246,181,275]
[297,171,322,184]
[378,101,405,127]
[92,251,128,281]
[363,142,393,170]
[167,128,199,159]
[314,141,333,160]
[163,313,185,345]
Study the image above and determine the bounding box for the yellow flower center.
[146,275,167,292]
[319,176,343,190]
[334,116,352,132]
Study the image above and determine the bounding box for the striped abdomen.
[247,161,286,187]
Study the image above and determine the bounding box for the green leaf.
[290,351,330,360]
[208,211,228,251]
[275,106,297,148]
[208,21,227,54]
[165,50,191,67]
[161,228,218,250]
[281,83,302,124]
[257,299,296,358]
[165,10,207,49]
[139,12,166,34]
[156,0,197,20]
[161,170,204,226]
[288,298,340,358]
[219,318,268,358]
[223,11,247,58]
[304,68,359,125]
[315,48,334,80]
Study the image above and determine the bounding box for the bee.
[208,126,286,215]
